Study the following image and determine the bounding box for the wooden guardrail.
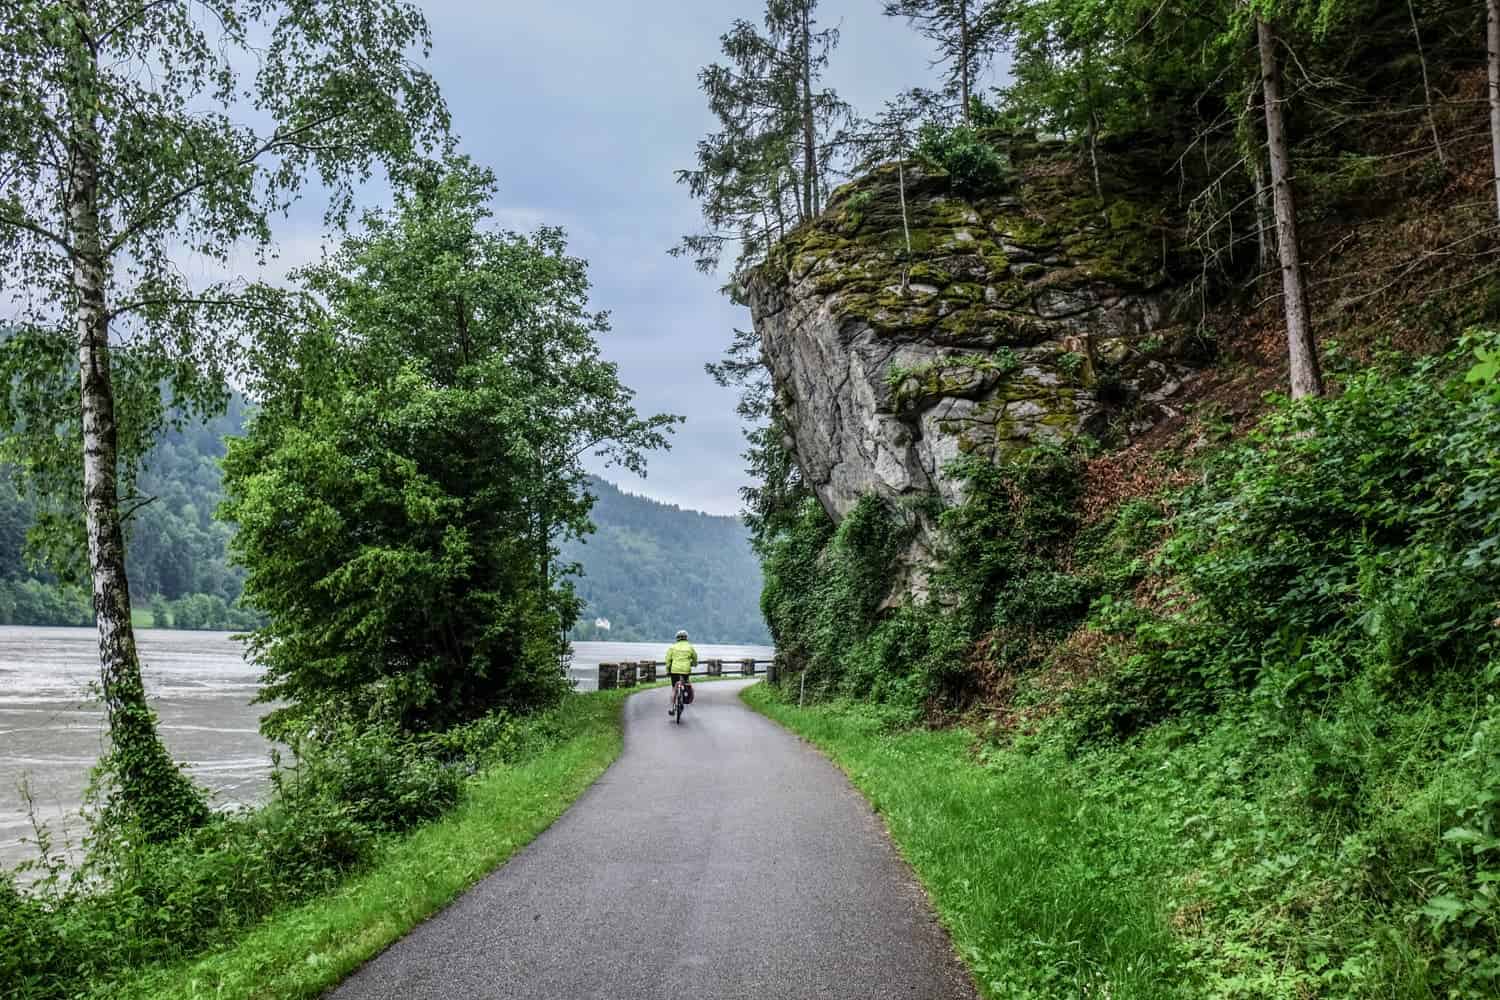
[596,658,778,690]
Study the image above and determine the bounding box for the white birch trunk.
[65,11,204,839]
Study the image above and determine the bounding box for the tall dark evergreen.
[673,0,851,276]
[882,0,1004,124]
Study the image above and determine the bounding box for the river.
[0,626,771,872]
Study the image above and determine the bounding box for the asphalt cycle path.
[330,679,977,1000]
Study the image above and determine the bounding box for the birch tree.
[0,1,446,840]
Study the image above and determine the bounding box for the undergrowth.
[759,332,1500,996]
[1,691,628,1000]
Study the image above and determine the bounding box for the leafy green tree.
[0,1,446,841]
[224,158,676,738]
[997,0,1229,175]
[149,593,170,629]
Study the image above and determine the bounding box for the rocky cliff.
[746,137,1202,577]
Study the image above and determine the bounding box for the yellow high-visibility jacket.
[664,639,697,676]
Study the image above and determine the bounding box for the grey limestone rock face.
[745,150,1202,578]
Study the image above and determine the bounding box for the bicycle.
[669,674,691,724]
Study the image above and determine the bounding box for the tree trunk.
[898,159,912,294]
[800,3,818,219]
[959,0,971,124]
[66,16,205,842]
[1242,87,1276,278]
[1084,68,1103,206]
[771,163,787,243]
[1253,153,1275,277]
[1258,17,1323,399]
[898,160,912,257]
[1489,0,1500,223]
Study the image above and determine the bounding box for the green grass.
[742,683,1189,1000]
[743,680,1493,998]
[96,690,629,1000]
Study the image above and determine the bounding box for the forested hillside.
[0,408,766,641]
[561,477,768,644]
[0,398,257,629]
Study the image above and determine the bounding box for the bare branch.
[106,293,276,322]
[97,0,176,46]
[0,206,74,256]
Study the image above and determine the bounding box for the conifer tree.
[674,0,850,276]
[883,0,1004,124]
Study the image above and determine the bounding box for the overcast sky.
[398,0,975,516]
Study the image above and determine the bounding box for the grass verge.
[95,689,628,1000]
[741,683,1189,1000]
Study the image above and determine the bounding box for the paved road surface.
[330,680,977,1000]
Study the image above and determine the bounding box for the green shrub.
[915,124,1009,195]
[275,724,462,834]
[0,578,92,626]
[937,447,1088,640]
[762,446,1090,709]
[1414,685,1500,991]
[0,699,568,1000]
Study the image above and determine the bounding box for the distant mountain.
[0,398,259,629]
[560,477,769,645]
[0,402,769,643]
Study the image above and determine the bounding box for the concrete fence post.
[767,657,780,684]
[598,663,619,690]
[620,662,638,688]
[638,660,656,683]
[707,658,723,677]
[739,658,756,677]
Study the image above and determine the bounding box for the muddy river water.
[0,627,770,871]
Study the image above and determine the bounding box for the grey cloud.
[409,2,949,514]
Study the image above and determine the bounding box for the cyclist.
[665,629,697,716]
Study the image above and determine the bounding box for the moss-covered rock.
[746,135,1202,590]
